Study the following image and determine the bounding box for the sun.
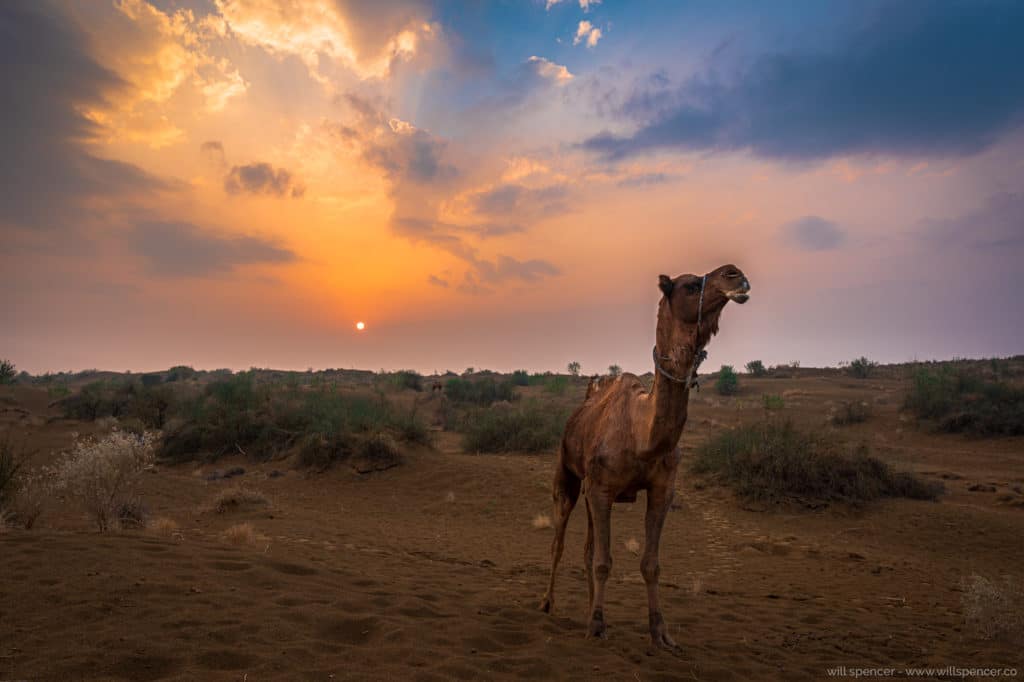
[355,321,365,331]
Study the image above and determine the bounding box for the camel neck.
[647,366,691,453]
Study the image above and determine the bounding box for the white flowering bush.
[54,429,156,531]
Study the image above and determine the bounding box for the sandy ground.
[1,374,1023,681]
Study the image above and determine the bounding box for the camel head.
[655,264,751,373]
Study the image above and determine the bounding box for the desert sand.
[1,371,1022,681]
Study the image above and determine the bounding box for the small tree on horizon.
[608,364,622,377]
[745,360,767,376]
[0,359,15,385]
[567,361,581,377]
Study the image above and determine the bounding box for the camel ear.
[658,274,674,298]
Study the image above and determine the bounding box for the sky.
[2,0,1023,375]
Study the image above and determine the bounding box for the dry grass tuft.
[624,537,641,555]
[532,513,552,529]
[148,516,180,536]
[961,574,1024,643]
[223,522,265,545]
[209,485,270,513]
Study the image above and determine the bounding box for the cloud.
[579,0,601,10]
[224,162,305,197]
[573,20,601,48]
[470,183,569,218]
[200,140,227,166]
[615,172,675,188]
[329,95,560,293]
[781,216,845,251]
[427,274,449,288]
[526,56,574,84]
[214,0,435,83]
[83,0,247,146]
[0,1,171,230]
[922,192,1024,250]
[584,1,1024,161]
[130,221,296,276]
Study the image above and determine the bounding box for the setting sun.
[356,321,365,331]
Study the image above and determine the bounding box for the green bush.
[831,401,871,425]
[462,402,567,454]
[510,370,530,386]
[715,365,739,395]
[0,360,16,385]
[848,357,878,379]
[0,434,24,511]
[762,394,785,410]
[166,365,197,382]
[608,365,622,377]
[544,375,569,395]
[692,420,941,504]
[745,360,767,376]
[444,377,516,406]
[905,367,1024,436]
[389,370,423,392]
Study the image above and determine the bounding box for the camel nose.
[741,278,751,292]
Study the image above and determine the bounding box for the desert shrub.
[444,377,516,406]
[608,365,622,377]
[831,401,871,425]
[544,375,569,395]
[905,366,1024,436]
[165,365,197,382]
[124,384,176,429]
[462,402,567,454]
[53,429,156,531]
[356,432,402,464]
[745,360,767,376]
[847,356,878,379]
[510,370,530,386]
[140,373,163,387]
[961,575,1024,643]
[0,359,15,385]
[0,435,23,511]
[296,432,354,470]
[391,410,433,446]
[762,394,785,410]
[389,370,423,392]
[115,498,149,529]
[210,485,269,513]
[223,522,264,545]
[567,361,581,377]
[715,365,739,396]
[692,420,941,505]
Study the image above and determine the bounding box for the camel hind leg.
[539,463,581,613]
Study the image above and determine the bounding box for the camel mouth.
[726,291,750,304]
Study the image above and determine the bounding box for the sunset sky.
[3,0,1023,375]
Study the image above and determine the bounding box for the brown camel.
[539,264,751,649]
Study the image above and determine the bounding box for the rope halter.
[652,274,708,389]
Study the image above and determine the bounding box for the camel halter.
[652,274,708,390]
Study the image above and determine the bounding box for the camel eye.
[724,270,740,278]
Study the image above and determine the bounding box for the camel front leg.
[642,485,677,649]
[585,487,612,639]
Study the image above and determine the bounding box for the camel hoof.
[650,629,678,651]
[538,597,553,613]
[586,609,607,639]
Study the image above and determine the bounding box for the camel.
[539,264,751,649]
